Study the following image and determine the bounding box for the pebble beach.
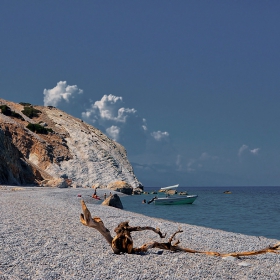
[0,186,279,280]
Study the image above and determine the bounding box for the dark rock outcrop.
[0,128,36,185]
[102,194,123,209]
[107,181,133,195]
[132,187,143,195]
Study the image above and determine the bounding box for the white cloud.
[82,94,136,123]
[151,131,169,141]
[250,148,260,155]
[238,144,260,157]
[187,159,196,172]
[106,125,120,141]
[175,151,219,173]
[81,94,138,142]
[200,152,218,161]
[43,81,83,106]
[238,144,248,157]
[200,152,210,160]
[142,118,148,131]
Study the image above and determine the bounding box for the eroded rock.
[101,194,123,209]
[107,181,133,195]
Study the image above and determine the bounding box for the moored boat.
[153,194,198,205]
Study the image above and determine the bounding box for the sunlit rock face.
[0,98,142,188]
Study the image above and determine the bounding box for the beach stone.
[92,183,107,189]
[72,183,82,188]
[238,261,252,267]
[11,187,25,191]
[107,181,133,195]
[222,256,237,261]
[102,193,123,209]
[41,178,68,188]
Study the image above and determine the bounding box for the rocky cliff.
[0,98,142,188]
[0,128,36,185]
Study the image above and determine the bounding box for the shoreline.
[0,186,279,279]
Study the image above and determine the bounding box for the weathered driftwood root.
[80,200,113,246]
[80,200,280,257]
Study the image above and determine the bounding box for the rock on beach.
[0,186,279,280]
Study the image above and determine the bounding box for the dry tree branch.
[80,200,113,246]
[80,200,280,257]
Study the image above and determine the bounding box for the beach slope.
[0,187,279,279]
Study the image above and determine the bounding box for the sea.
[120,186,280,240]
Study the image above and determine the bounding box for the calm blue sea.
[121,186,280,240]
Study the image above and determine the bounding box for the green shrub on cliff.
[19,102,32,106]
[26,123,48,134]
[0,105,24,120]
[0,105,11,115]
[21,106,41,118]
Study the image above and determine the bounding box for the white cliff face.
[0,99,142,188]
[44,108,140,187]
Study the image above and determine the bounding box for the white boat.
[160,184,179,190]
[153,195,198,205]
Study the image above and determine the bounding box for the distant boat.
[153,195,198,205]
[160,184,179,190]
[224,191,232,194]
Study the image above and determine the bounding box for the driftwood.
[80,200,280,257]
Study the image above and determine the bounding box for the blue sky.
[1,1,280,186]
